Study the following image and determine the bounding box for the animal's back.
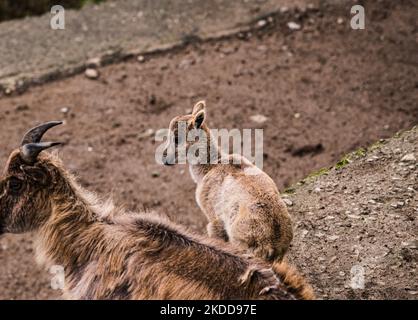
[65,214,303,300]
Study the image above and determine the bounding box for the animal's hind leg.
[207,219,229,242]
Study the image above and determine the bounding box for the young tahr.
[163,101,293,262]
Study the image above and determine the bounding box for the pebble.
[366,156,380,162]
[137,55,145,63]
[250,114,268,124]
[337,17,344,24]
[283,198,293,207]
[401,153,416,162]
[257,20,267,27]
[86,57,101,68]
[294,112,301,119]
[328,235,340,241]
[151,171,160,178]
[287,22,301,30]
[138,128,155,139]
[60,107,69,114]
[280,6,289,13]
[85,68,99,79]
[301,229,309,237]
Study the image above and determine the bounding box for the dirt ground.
[286,126,417,300]
[0,0,417,299]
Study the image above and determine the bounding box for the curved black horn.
[20,142,62,164]
[21,121,63,146]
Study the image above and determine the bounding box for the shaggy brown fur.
[0,124,314,300]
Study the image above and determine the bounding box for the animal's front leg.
[207,219,229,242]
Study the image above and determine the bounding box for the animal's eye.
[8,177,23,193]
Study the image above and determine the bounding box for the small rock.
[250,114,268,124]
[85,68,99,79]
[283,198,293,207]
[287,22,301,31]
[257,19,267,27]
[328,235,340,241]
[401,153,416,162]
[138,128,154,140]
[60,107,69,114]
[87,147,93,152]
[137,55,145,63]
[294,112,301,119]
[314,187,321,193]
[337,17,344,24]
[5,87,14,95]
[301,229,309,237]
[86,57,101,68]
[367,156,380,162]
[151,171,160,178]
[280,6,289,13]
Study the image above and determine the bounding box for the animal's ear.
[21,166,50,186]
[192,109,206,129]
[192,100,206,115]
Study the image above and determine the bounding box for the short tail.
[271,260,316,300]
